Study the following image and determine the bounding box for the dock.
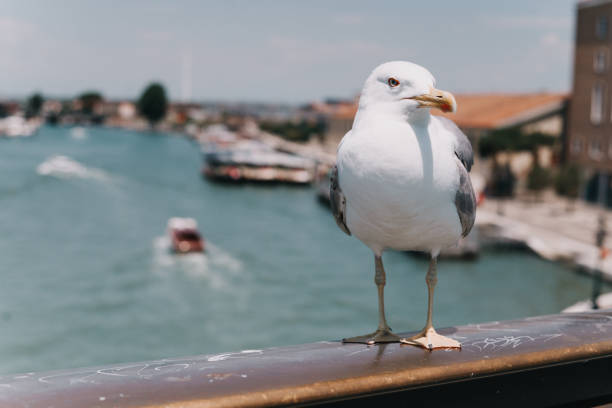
[476,198,612,281]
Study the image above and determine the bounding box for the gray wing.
[437,116,473,171]
[435,116,476,237]
[454,159,476,237]
[330,165,351,235]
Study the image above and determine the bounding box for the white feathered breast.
[337,117,462,254]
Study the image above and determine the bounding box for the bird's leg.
[373,255,395,334]
[401,256,460,350]
[343,255,400,344]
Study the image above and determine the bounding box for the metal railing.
[3,311,612,407]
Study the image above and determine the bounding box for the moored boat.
[202,141,316,184]
[0,115,40,138]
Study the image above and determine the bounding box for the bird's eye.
[388,77,400,87]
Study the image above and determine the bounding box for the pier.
[3,311,612,407]
[477,197,612,281]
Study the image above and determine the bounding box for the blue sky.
[1,0,576,103]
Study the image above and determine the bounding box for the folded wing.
[436,116,476,237]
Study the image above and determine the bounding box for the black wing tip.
[330,165,351,236]
[336,219,351,235]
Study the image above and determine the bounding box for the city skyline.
[2,0,574,103]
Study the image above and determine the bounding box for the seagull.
[330,61,476,350]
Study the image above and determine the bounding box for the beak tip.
[441,102,456,113]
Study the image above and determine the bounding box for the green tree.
[78,91,103,115]
[527,162,551,199]
[25,93,44,118]
[138,83,168,126]
[488,162,515,215]
[527,145,552,201]
[479,128,556,157]
[259,119,327,142]
[555,164,582,211]
[489,162,516,198]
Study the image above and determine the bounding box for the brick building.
[568,0,612,167]
[568,0,612,202]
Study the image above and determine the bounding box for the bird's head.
[358,61,456,122]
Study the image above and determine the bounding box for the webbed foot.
[343,328,400,345]
[400,327,461,350]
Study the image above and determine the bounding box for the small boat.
[167,217,205,254]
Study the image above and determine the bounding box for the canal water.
[0,126,602,374]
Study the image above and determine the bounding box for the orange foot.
[400,327,461,350]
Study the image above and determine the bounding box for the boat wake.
[70,127,88,140]
[36,155,110,182]
[152,236,243,288]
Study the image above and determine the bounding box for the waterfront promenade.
[477,195,612,281]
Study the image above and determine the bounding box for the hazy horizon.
[2,0,575,103]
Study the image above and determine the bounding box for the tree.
[555,164,582,211]
[25,93,44,118]
[489,162,516,198]
[488,162,516,215]
[138,83,168,126]
[78,91,103,115]
[479,128,556,158]
[526,160,551,203]
[259,119,327,142]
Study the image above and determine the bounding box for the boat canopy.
[167,217,198,230]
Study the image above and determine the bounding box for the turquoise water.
[0,126,601,375]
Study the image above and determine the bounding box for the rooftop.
[328,93,568,131]
[433,92,568,130]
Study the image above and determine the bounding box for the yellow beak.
[407,87,457,113]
